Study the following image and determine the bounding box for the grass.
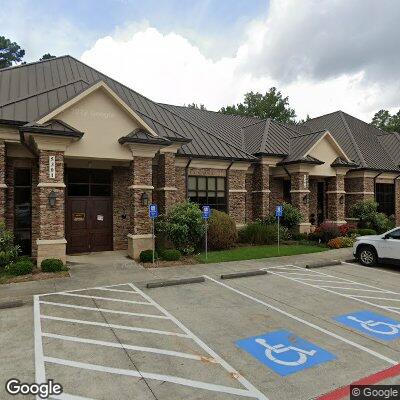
[197,244,328,263]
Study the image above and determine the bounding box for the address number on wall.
[49,155,56,179]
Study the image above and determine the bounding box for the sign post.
[148,204,158,266]
[275,205,283,255]
[202,205,211,260]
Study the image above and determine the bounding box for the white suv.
[353,227,400,266]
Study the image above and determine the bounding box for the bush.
[7,259,34,276]
[314,222,340,243]
[207,210,237,250]
[159,249,181,261]
[156,201,205,254]
[262,215,276,225]
[355,228,377,236]
[239,222,291,245]
[350,200,391,233]
[0,222,20,268]
[327,236,355,249]
[339,224,353,237]
[282,202,303,230]
[41,258,64,272]
[291,233,309,241]
[139,249,158,263]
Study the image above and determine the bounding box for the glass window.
[188,176,227,212]
[68,184,89,196]
[389,229,400,239]
[14,169,31,186]
[66,169,112,197]
[376,183,395,216]
[91,184,111,196]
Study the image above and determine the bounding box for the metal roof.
[282,130,326,163]
[378,132,400,166]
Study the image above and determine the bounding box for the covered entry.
[66,169,113,253]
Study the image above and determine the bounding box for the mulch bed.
[141,256,199,268]
[0,269,70,284]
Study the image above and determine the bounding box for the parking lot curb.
[146,276,205,288]
[306,260,342,269]
[0,299,25,309]
[220,270,268,280]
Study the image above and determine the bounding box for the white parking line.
[204,275,397,365]
[54,292,152,305]
[40,300,168,319]
[95,287,138,294]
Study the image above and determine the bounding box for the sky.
[1,0,400,122]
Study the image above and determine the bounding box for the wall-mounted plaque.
[49,155,56,179]
[73,212,85,222]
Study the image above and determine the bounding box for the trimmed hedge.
[140,249,158,263]
[239,222,290,245]
[7,259,34,276]
[159,249,181,261]
[207,210,237,250]
[41,258,64,272]
[355,228,377,236]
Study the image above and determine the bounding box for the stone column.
[395,178,400,226]
[326,174,346,224]
[290,172,311,233]
[252,163,270,220]
[0,141,6,223]
[127,156,154,259]
[345,173,375,217]
[228,167,247,225]
[155,152,177,215]
[36,150,66,266]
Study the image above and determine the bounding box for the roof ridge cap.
[0,55,68,72]
[241,119,268,129]
[339,111,367,168]
[259,119,272,154]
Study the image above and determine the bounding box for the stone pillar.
[290,172,311,233]
[252,163,270,220]
[155,152,177,215]
[228,167,247,225]
[395,179,400,226]
[127,156,154,259]
[345,174,375,217]
[0,141,6,223]
[36,150,66,266]
[326,174,346,224]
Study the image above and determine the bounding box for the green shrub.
[262,215,276,225]
[282,202,303,229]
[327,236,355,249]
[291,233,309,241]
[350,200,391,233]
[356,228,377,236]
[239,222,290,245]
[7,259,34,276]
[139,249,158,263]
[207,210,237,250]
[0,222,20,268]
[159,249,181,261]
[41,258,64,272]
[156,201,205,254]
[314,222,340,243]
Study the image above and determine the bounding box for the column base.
[127,234,154,260]
[297,222,311,234]
[36,238,67,267]
[324,220,347,225]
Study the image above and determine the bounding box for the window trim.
[375,183,395,216]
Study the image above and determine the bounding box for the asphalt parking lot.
[2,258,400,399]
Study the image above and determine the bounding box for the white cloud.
[81,0,400,121]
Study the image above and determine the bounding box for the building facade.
[0,56,399,265]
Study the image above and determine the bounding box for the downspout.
[185,158,192,199]
[226,160,234,215]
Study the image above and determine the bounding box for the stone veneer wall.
[228,169,246,225]
[0,143,6,223]
[175,166,186,204]
[396,179,400,226]
[344,176,374,217]
[113,166,130,250]
[326,175,345,222]
[154,153,177,215]
[245,173,253,222]
[290,172,310,232]
[269,177,284,216]
[252,163,270,220]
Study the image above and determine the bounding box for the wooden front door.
[66,169,113,254]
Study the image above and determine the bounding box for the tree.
[186,102,206,110]
[40,53,56,61]
[220,88,296,123]
[371,109,400,133]
[0,36,25,69]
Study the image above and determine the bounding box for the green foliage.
[159,249,181,261]
[156,201,205,254]
[186,103,207,110]
[371,109,400,133]
[291,233,309,241]
[219,88,296,123]
[282,202,303,229]
[0,36,25,69]
[262,215,276,225]
[40,53,56,61]
[350,200,391,233]
[41,258,64,272]
[239,222,291,245]
[7,259,33,276]
[327,236,355,249]
[0,222,20,268]
[355,228,377,236]
[139,249,158,263]
[207,210,237,250]
[314,222,341,243]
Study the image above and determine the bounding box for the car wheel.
[358,246,377,267]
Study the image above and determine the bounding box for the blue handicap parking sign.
[202,205,211,219]
[275,205,283,218]
[236,330,335,376]
[148,204,158,219]
[334,311,400,341]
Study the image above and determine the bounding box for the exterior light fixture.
[339,195,344,205]
[141,192,149,206]
[48,190,57,207]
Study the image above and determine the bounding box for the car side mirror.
[384,234,391,240]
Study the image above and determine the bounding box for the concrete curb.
[305,260,342,269]
[146,276,205,288]
[0,299,25,309]
[220,270,268,280]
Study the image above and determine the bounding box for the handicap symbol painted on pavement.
[236,330,336,376]
[334,311,400,341]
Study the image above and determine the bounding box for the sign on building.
[49,156,56,179]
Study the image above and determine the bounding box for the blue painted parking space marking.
[334,310,400,341]
[236,330,336,376]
